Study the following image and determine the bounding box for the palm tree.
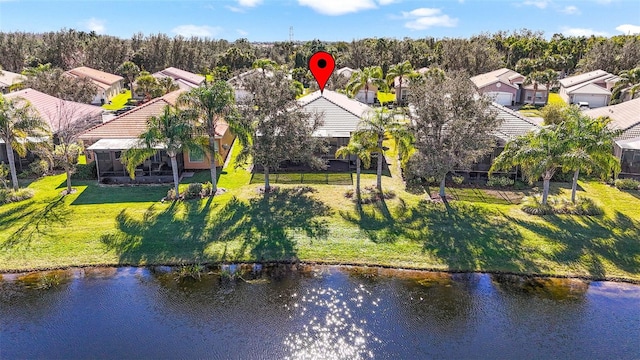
[178,81,242,194]
[335,138,374,201]
[346,66,386,105]
[121,106,199,198]
[252,58,278,76]
[538,69,558,104]
[524,70,546,106]
[354,108,408,193]
[386,61,415,105]
[562,106,620,203]
[116,61,140,94]
[0,95,50,190]
[612,67,640,102]
[490,125,567,205]
[135,71,160,101]
[157,77,179,95]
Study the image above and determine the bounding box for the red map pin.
[308,51,335,94]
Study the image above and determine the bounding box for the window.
[114,151,122,160]
[96,152,111,161]
[189,148,204,163]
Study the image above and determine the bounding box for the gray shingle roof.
[298,90,372,138]
[584,98,640,140]
[490,102,541,142]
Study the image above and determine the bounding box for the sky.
[0,0,639,42]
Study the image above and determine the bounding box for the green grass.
[548,93,566,106]
[377,92,396,104]
[102,90,132,110]
[1,140,639,282]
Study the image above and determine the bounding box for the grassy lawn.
[1,140,639,282]
[377,92,396,104]
[548,92,566,105]
[102,90,132,110]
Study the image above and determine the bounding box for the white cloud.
[237,29,249,36]
[523,0,550,9]
[561,27,608,37]
[378,0,399,4]
[561,5,580,14]
[616,24,640,35]
[400,8,458,30]
[238,0,262,7]
[298,0,377,15]
[171,25,222,38]
[82,18,106,34]
[226,6,244,12]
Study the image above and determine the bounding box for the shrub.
[166,188,177,200]
[72,162,97,180]
[615,178,640,190]
[0,188,35,204]
[452,175,464,185]
[487,176,514,188]
[521,195,603,216]
[520,104,537,110]
[344,189,354,198]
[521,196,554,215]
[28,159,49,177]
[202,181,213,196]
[185,182,203,198]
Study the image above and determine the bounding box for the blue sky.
[0,0,638,41]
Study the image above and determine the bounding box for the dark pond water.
[1,265,639,359]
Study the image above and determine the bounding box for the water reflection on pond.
[1,265,638,359]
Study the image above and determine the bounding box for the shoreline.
[2,260,639,285]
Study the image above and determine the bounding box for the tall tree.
[116,61,140,94]
[0,95,50,190]
[178,81,243,193]
[354,108,408,193]
[335,138,374,202]
[346,66,386,104]
[23,66,98,103]
[121,106,200,198]
[524,70,546,106]
[408,71,500,199]
[157,77,179,95]
[612,67,640,102]
[490,125,566,205]
[135,71,162,101]
[236,70,325,193]
[562,107,620,203]
[386,61,415,105]
[539,69,559,104]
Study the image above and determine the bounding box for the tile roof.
[227,68,275,88]
[490,102,541,142]
[153,67,205,87]
[584,98,640,140]
[79,89,228,142]
[0,70,26,87]
[559,70,613,88]
[470,68,521,89]
[5,88,104,133]
[298,90,372,138]
[66,66,124,89]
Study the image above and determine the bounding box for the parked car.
[578,101,590,109]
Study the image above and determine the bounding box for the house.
[457,102,541,178]
[66,66,125,105]
[392,67,430,105]
[0,70,26,94]
[470,68,548,106]
[298,90,372,159]
[227,68,275,102]
[153,67,205,90]
[1,88,104,169]
[584,98,640,178]
[79,90,234,183]
[336,67,355,79]
[559,70,619,108]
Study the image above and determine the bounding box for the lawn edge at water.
[2,261,639,285]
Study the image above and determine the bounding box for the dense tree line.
[1,29,639,80]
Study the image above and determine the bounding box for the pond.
[1,265,638,359]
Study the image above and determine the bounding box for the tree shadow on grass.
[341,198,537,273]
[0,197,72,253]
[72,182,168,205]
[101,187,331,265]
[504,211,640,278]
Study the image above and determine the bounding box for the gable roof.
[490,102,541,142]
[298,90,372,138]
[559,70,617,89]
[80,90,183,141]
[66,66,124,90]
[153,67,205,87]
[5,88,104,133]
[227,68,274,88]
[336,67,355,78]
[0,70,26,88]
[566,82,612,95]
[470,68,521,90]
[584,98,640,140]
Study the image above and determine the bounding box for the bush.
[72,162,97,180]
[520,104,538,110]
[202,181,213,196]
[615,178,640,190]
[166,188,177,200]
[0,188,35,204]
[521,196,554,215]
[521,195,603,216]
[28,159,49,177]
[185,183,203,198]
[452,175,464,185]
[487,176,514,188]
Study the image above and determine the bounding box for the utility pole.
[289,26,294,42]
